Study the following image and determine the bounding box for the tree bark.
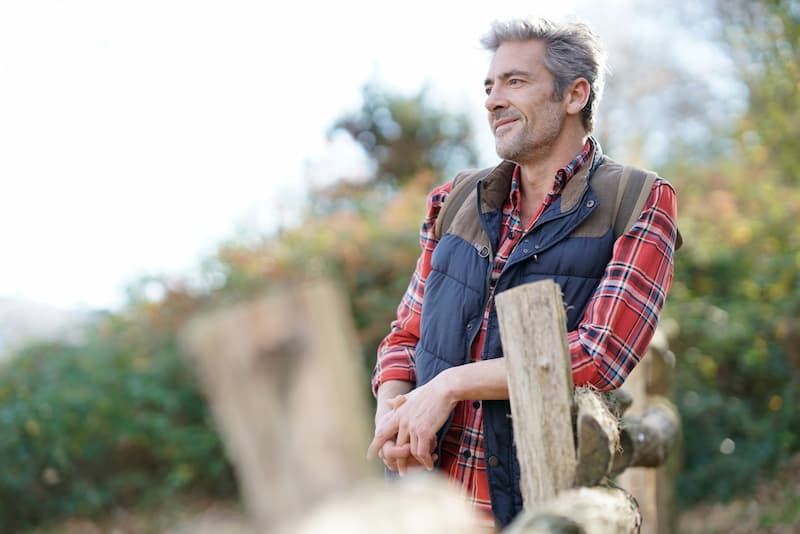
[574,387,620,487]
[611,396,680,475]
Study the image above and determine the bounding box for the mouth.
[493,117,519,134]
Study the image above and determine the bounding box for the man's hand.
[367,374,456,471]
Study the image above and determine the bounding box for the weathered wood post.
[497,280,642,534]
[495,279,577,506]
[180,280,375,529]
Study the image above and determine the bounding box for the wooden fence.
[180,279,680,533]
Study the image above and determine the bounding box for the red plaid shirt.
[372,140,678,517]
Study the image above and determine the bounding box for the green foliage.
[666,162,800,503]
[208,175,430,366]
[331,82,479,188]
[663,0,800,504]
[0,311,236,531]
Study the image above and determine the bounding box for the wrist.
[434,367,462,406]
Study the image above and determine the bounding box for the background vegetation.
[1,0,797,531]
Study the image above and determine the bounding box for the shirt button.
[488,455,500,467]
[508,231,515,239]
[472,400,480,409]
[462,450,471,459]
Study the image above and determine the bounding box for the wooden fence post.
[180,280,374,529]
[495,279,577,506]
[497,280,643,533]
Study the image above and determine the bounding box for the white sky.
[1,1,583,310]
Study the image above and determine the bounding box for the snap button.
[533,254,539,263]
[488,455,500,467]
[587,199,595,208]
[478,245,490,258]
[522,248,529,254]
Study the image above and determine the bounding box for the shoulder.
[425,165,495,215]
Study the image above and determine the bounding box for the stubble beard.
[494,108,564,163]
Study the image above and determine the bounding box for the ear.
[565,78,591,116]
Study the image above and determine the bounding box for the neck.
[517,128,588,190]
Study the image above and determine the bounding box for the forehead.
[486,39,548,79]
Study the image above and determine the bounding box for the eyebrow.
[484,69,533,87]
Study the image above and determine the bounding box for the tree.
[329,82,479,189]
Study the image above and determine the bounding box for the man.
[367,18,679,528]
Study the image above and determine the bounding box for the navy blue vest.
[415,148,621,526]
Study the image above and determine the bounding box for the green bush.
[0,322,236,531]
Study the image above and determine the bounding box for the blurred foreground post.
[181,280,374,527]
[181,279,485,533]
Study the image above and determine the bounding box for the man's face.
[484,40,566,163]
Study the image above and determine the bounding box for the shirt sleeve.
[371,181,453,397]
[568,178,678,391]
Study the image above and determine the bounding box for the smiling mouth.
[494,118,518,134]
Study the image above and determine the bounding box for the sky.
[2,0,594,310]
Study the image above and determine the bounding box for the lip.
[493,117,518,133]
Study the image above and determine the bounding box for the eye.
[509,78,522,86]
[484,86,492,95]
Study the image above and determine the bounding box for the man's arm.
[569,178,678,390]
[369,182,453,472]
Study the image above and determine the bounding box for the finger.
[409,430,421,469]
[381,441,410,472]
[394,424,410,476]
[367,417,400,460]
[382,441,410,460]
[413,432,434,471]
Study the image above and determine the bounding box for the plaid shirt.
[372,140,678,518]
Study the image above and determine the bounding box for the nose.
[485,86,508,113]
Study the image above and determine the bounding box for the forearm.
[435,358,509,403]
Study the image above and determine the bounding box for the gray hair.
[481,18,607,132]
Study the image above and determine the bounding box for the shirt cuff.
[371,367,417,397]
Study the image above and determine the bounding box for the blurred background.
[1,0,798,532]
